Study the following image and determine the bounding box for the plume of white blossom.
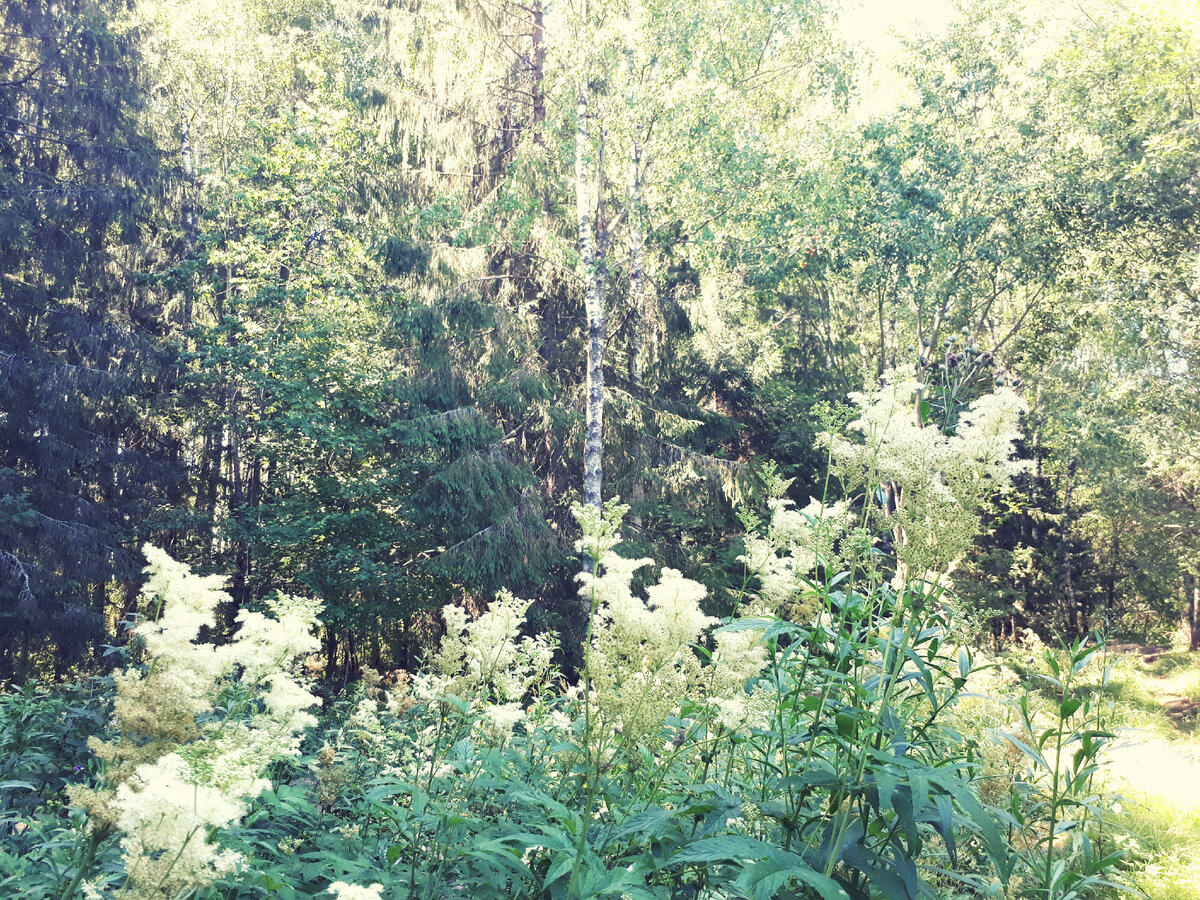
[708,627,768,698]
[327,882,385,900]
[573,501,720,748]
[114,753,248,898]
[436,590,555,706]
[739,496,852,616]
[824,376,1028,579]
[74,546,325,900]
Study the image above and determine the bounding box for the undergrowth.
[0,379,1147,900]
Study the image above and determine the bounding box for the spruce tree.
[0,0,173,676]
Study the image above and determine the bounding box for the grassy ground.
[1098,648,1200,900]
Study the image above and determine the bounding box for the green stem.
[1043,655,1070,898]
[59,825,108,900]
[567,546,603,900]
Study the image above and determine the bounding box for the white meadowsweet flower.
[572,499,629,560]
[548,709,574,732]
[228,596,323,682]
[261,672,321,734]
[115,753,248,893]
[572,506,717,749]
[435,591,556,704]
[93,547,326,900]
[411,671,454,701]
[327,882,385,900]
[482,701,525,736]
[645,569,718,650]
[823,375,1028,579]
[710,628,767,697]
[711,695,748,730]
[138,547,231,659]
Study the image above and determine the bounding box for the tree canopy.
[1,0,1198,677]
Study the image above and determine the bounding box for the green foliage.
[0,548,1153,900]
[205,539,1019,900]
[0,681,113,899]
[0,0,174,678]
[0,681,111,822]
[997,640,1124,899]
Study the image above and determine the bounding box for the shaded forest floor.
[1099,648,1200,899]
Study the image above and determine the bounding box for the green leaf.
[836,710,857,738]
[874,770,897,813]
[996,729,1049,771]
[261,873,286,891]
[940,777,1016,882]
[475,830,575,854]
[609,807,676,841]
[736,858,851,900]
[544,851,576,888]
[840,843,914,900]
[670,835,778,864]
[716,617,775,633]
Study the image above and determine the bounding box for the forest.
[1,0,1199,897]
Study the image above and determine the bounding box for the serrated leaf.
[609,807,676,841]
[736,858,850,900]
[670,835,777,864]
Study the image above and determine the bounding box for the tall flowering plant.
[68,546,324,900]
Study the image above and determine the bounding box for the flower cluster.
[72,546,323,900]
[327,882,385,900]
[419,590,557,742]
[824,375,1028,579]
[739,495,852,616]
[436,590,556,706]
[573,501,767,748]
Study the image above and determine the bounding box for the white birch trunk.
[576,87,605,508]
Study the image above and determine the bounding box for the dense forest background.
[2,0,1198,681]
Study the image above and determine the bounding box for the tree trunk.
[575,86,605,509]
[199,425,221,565]
[530,0,546,140]
[324,627,338,685]
[1062,458,1078,635]
[628,136,647,389]
[1186,573,1200,652]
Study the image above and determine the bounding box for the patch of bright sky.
[837,0,958,58]
[835,0,960,119]
[834,0,1082,120]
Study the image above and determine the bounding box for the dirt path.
[1102,656,1200,805]
[1094,653,1200,899]
[1144,668,1200,726]
[1105,727,1200,804]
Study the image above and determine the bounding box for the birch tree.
[576,84,608,508]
